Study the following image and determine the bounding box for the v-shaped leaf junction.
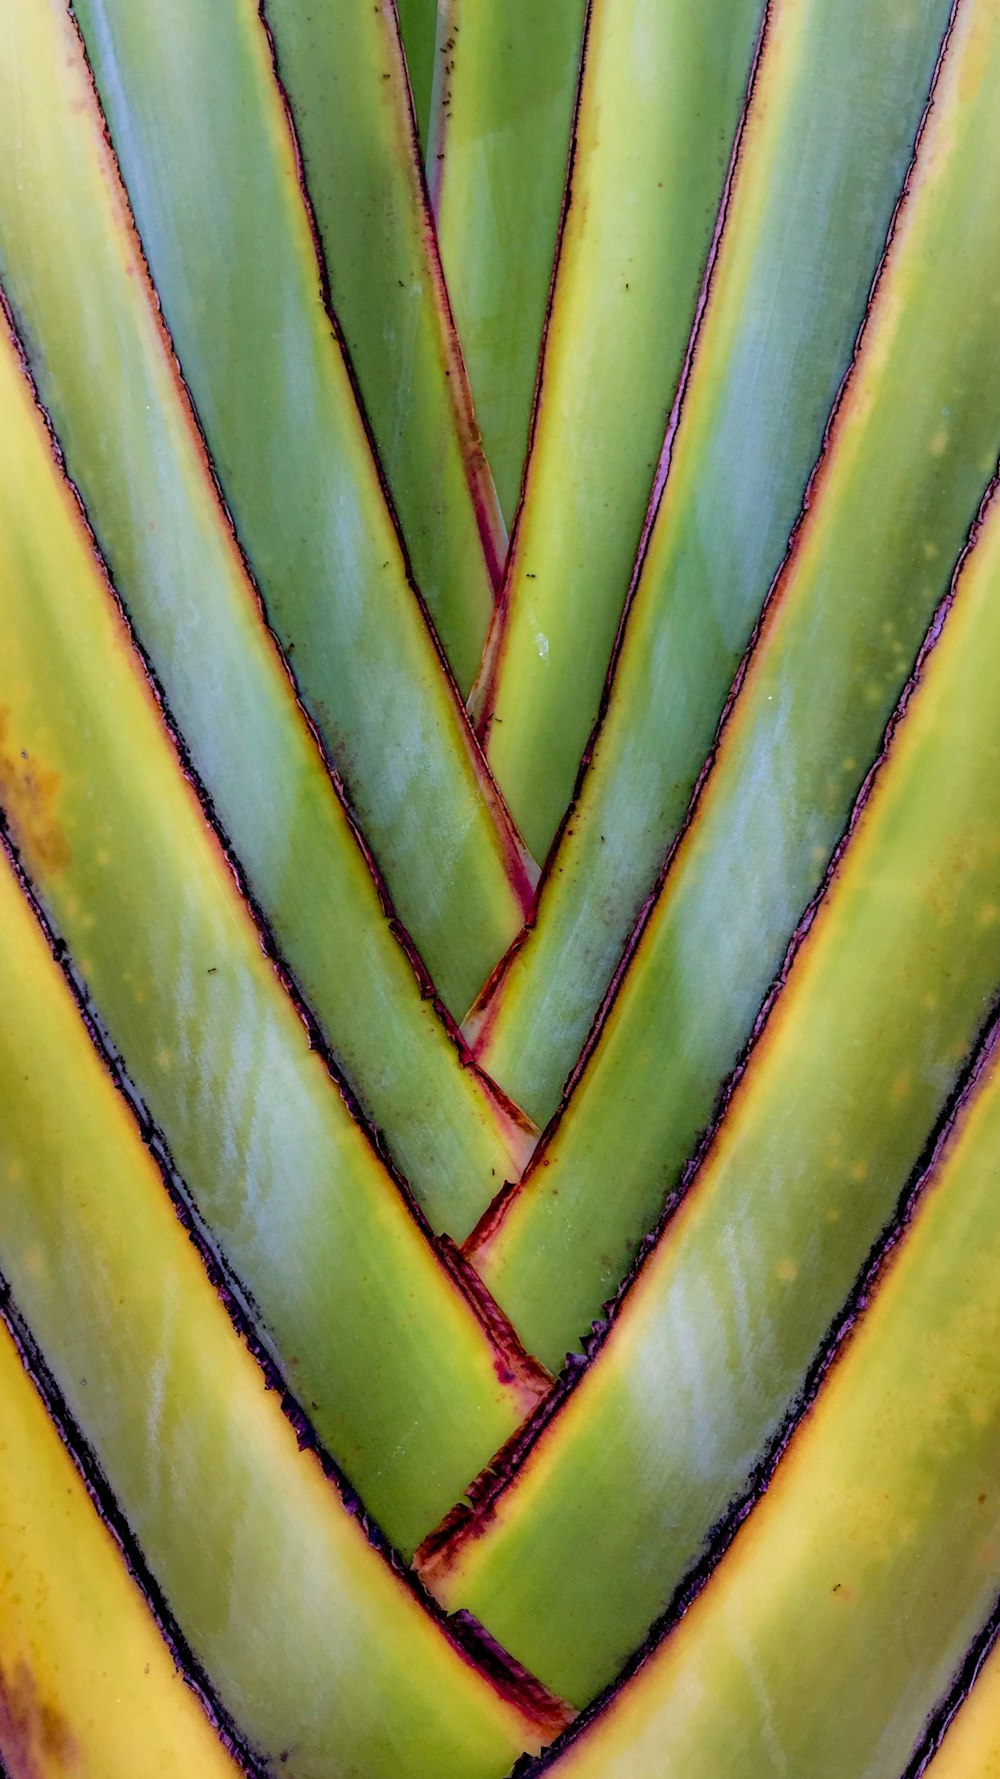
[1,0,998,1776]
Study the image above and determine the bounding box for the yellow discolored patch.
[0,710,70,876]
[0,1655,81,1777]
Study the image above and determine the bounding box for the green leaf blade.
[395,0,439,152]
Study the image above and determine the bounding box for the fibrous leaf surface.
[1,0,994,1769]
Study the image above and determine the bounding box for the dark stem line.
[904,1593,1000,1776]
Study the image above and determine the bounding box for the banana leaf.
[425,439,1000,1700]
[527,1011,1000,1776]
[73,0,533,1015]
[468,0,1000,1357]
[0,845,554,1778]
[471,0,957,1119]
[0,304,542,1558]
[4,0,999,1766]
[474,0,765,860]
[264,0,508,680]
[0,0,532,1240]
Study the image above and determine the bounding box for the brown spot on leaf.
[0,710,70,875]
[0,1656,81,1776]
